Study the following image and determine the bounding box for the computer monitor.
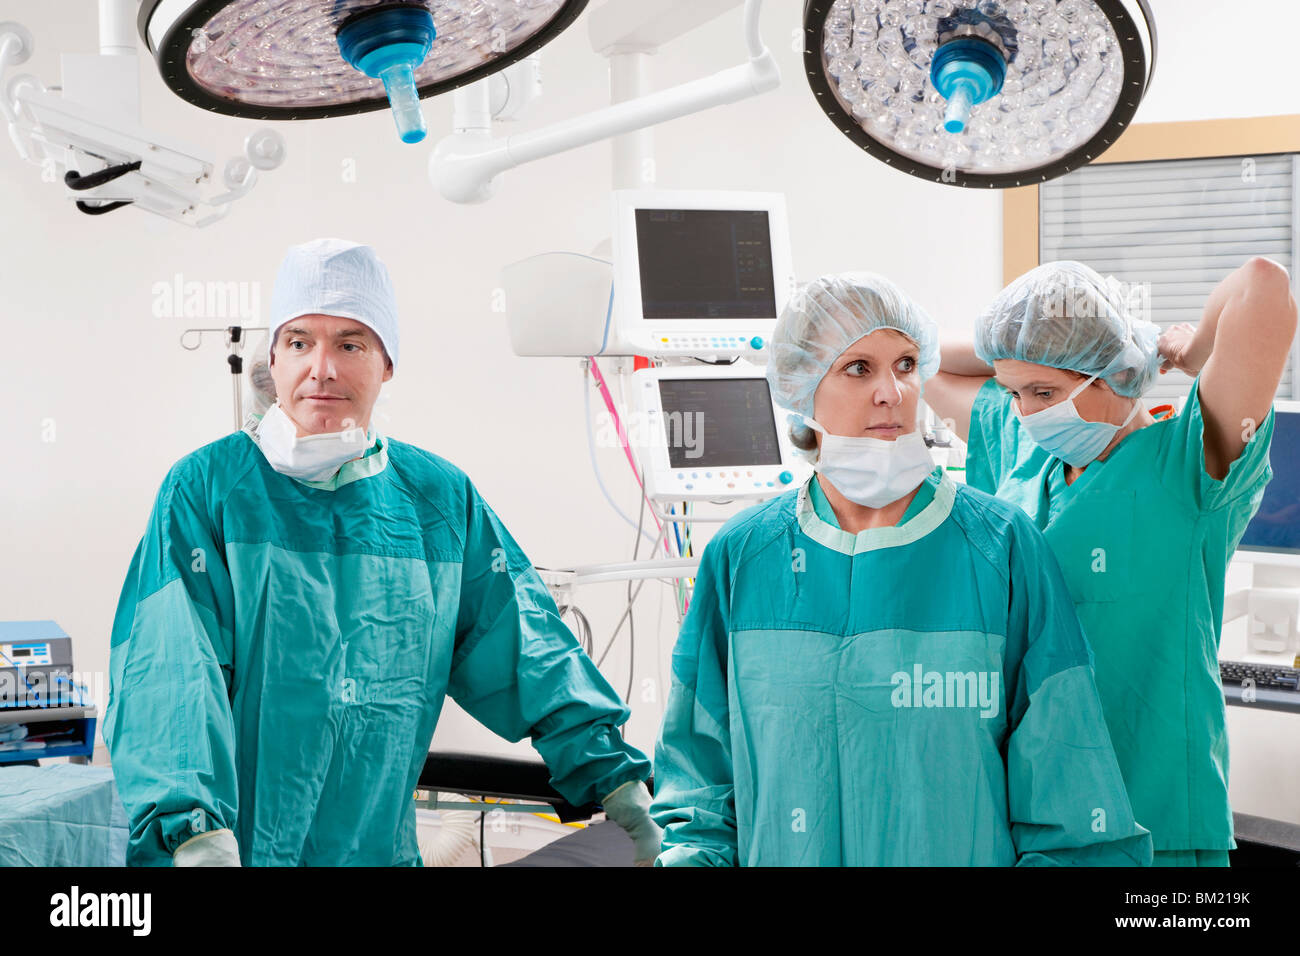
[626,363,810,502]
[1237,403,1300,563]
[1232,402,1300,655]
[608,190,794,359]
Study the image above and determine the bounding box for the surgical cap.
[268,238,400,368]
[766,272,941,422]
[974,261,1161,398]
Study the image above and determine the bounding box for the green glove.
[602,781,663,867]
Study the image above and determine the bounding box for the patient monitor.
[504,190,794,361]
[626,363,809,503]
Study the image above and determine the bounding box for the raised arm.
[926,341,994,442]
[1161,257,1298,479]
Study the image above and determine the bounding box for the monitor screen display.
[1239,410,1300,554]
[657,378,782,469]
[635,209,778,320]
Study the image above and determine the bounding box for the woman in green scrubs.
[925,258,1298,866]
[650,272,1151,866]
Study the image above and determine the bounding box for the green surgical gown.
[105,431,650,866]
[651,468,1152,866]
[967,376,1274,852]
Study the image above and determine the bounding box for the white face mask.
[1013,374,1141,468]
[805,417,935,508]
[255,402,374,481]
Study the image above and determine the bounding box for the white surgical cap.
[766,271,940,422]
[974,260,1161,398]
[268,238,400,369]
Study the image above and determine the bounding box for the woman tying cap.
[926,257,1298,866]
[648,271,1152,866]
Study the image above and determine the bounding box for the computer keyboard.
[1220,660,1300,690]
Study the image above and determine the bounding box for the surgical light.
[137,0,589,144]
[803,0,1157,187]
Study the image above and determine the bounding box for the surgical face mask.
[255,402,373,481]
[805,418,935,509]
[1013,374,1141,468]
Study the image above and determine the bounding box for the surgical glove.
[602,780,663,867]
[173,828,242,867]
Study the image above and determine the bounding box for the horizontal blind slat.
[1039,151,1298,403]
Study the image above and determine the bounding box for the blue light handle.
[942,80,976,133]
[929,37,1007,135]
[380,62,426,144]
[337,5,437,145]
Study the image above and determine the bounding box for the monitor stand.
[1225,557,1300,658]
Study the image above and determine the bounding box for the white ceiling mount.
[429,0,779,204]
[0,1,286,227]
[0,21,33,66]
[587,0,745,55]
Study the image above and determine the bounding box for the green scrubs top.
[966,375,1275,852]
[106,429,651,866]
[651,467,1151,866]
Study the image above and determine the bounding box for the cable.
[582,360,660,548]
[557,603,594,657]
[588,358,674,557]
[595,495,673,675]
[589,357,646,482]
[622,490,652,702]
[64,159,141,191]
[74,199,133,216]
[683,499,695,616]
[655,562,668,716]
[584,357,713,699]
[626,569,636,704]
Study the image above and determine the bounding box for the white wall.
[0,0,1295,825]
[1136,0,1300,123]
[0,0,1001,765]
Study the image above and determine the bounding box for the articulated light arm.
[0,1,285,227]
[429,0,777,204]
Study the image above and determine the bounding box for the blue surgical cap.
[766,271,941,422]
[269,238,400,368]
[974,261,1161,398]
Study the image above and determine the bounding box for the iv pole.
[180,325,269,431]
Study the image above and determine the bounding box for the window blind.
[1040,153,1299,404]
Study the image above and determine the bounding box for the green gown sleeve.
[104,458,240,867]
[1158,374,1275,512]
[447,482,651,808]
[965,378,1017,494]
[650,536,737,867]
[1002,508,1153,867]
